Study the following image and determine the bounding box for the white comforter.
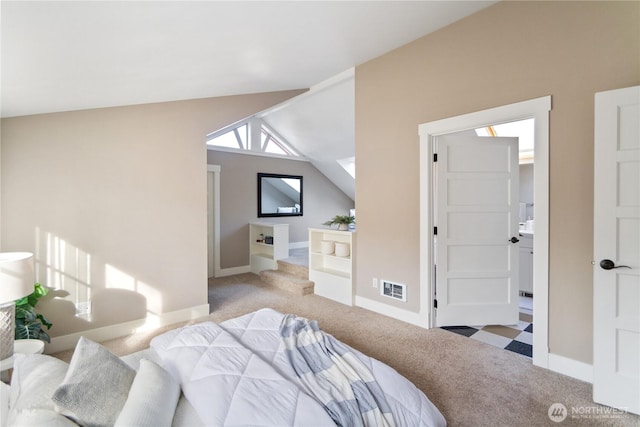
[151,308,446,427]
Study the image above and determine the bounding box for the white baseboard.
[45,303,210,354]
[548,353,593,383]
[355,296,428,328]
[215,265,251,277]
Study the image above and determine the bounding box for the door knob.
[599,259,631,270]
[509,236,520,243]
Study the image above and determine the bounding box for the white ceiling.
[1,1,495,199]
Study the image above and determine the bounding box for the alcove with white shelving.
[249,222,289,274]
[308,228,354,305]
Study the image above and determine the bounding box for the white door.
[435,132,520,326]
[593,85,640,415]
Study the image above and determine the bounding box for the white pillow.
[8,408,78,426]
[115,359,180,427]
[51,337,135,427]
[7,354,70,425]
[1,381,9,426]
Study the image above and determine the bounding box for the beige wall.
[207,150,354,269]
[0,90,303,337]
[355,1,639,363]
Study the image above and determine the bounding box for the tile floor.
[441,297,534,359]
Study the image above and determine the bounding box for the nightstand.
[0,339,45,383]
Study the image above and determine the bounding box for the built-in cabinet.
[308,228,354,306]
[519,233,534,295]
[249,222,289,274]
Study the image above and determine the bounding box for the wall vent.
[381,280,406,302]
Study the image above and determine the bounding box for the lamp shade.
[0,252,35,303]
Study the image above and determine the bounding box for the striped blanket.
[280,314,396,427]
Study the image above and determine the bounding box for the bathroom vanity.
[519,231,534,295]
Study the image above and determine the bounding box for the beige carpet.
[53,273,639,426]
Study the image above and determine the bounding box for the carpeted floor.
[53,273,639,426]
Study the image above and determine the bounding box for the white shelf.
[308,228,354,305]
[310,251,350,259]
[310,266,351,279]
[250,222,289,274]
[253,242,274,248]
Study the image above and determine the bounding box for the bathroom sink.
[519,219,534,235]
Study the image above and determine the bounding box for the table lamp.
[0,252,35,361]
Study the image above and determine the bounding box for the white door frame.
[419,96,551,369]
[207,164,221,278]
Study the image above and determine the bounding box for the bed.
[3,308,446,426]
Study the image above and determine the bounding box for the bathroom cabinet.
[519,233,534,295]
[249,222,289,274]
[308,228,354,306]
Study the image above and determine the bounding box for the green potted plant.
[15,283,52,343]
[323,215,355,231]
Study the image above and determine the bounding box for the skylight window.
[207,118,303,160]
[211,124,248,149]
[337,156,355,178]
[261,126,294,156]
[475,118,535,163]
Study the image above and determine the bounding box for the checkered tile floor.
[441,311,533,358]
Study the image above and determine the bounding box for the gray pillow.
[114,359,180,427]
[52,337,135,427]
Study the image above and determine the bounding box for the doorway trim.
[207,164,221,278]
[418,96,551,369]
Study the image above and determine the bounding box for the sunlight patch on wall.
[105,264,162,315]
[135,279,162,315]
[105,264,135,291]
[35,227,92,316]
[34,227,163,322]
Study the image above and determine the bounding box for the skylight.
[210,124,248,149]
[337,156,355,178]
[206,118,303,160]
[261,125,294,156]
[475,118,534,163]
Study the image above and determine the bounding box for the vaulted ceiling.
[2,1,496,198]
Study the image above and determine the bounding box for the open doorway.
[432,120,535,358]
[419,96,551,369]
[207,164,221,279]
[477,118,535,318]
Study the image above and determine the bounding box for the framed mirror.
[258,173,303,217]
